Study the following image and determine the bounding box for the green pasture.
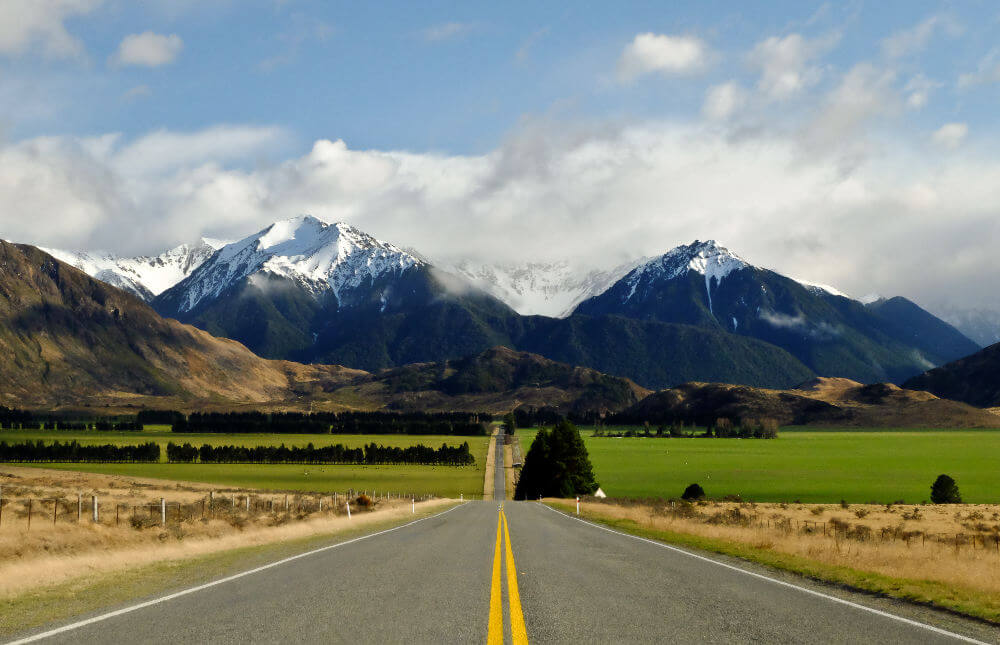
[0,429,489,499]
[518,427,1000,503]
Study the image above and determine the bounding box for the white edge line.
[6,502,469,645]
[540,503,993,645]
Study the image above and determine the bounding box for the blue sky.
[5,1,999,152]
[2,1,1000,309]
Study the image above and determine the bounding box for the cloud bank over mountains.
[2,114,998,310]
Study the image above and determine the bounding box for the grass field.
[0,429,489,498]
[519,427,1000,503]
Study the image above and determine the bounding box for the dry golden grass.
[574,499,1000,601]
[0,467,451,598]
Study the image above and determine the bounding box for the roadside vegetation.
[550,497,1000,624]
[0,467,457,637]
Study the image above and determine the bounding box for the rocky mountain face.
[0,241,359,408]
[153,216,519,371]
[574,240,979,383]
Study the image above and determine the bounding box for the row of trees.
[170,411,490,436]
[514,421,599,499]
[593,418,778,439]
[166,441,475,466]
[0,440,160,463]
[0,406,143,431]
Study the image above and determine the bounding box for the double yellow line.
[487,504,528,645]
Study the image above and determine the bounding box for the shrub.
[840,499,850,509]
[355,494,374,509]
[930,474,962,504]
[681,483,705,501]
[854,508,869,519]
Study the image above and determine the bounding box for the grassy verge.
[0,501,460,638]
[547,501,1000,625]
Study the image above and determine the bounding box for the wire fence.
[0,487,473,531]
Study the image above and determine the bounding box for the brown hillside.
[618,377,1000,428]
[0,242,362,408]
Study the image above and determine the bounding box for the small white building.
[594,488,607,498]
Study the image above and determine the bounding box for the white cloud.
[932,123,968,150]
[421,22,473,42]
[903,74,938,109]
[747,33,837,101]
[801,63,898,157]
[957,50,1000,89]
[0,0,101,58]
[702,82,746,120]
[3,120,1000,309]
[881,15,961,59]
[617,33,710,82]
[110,31,183,67]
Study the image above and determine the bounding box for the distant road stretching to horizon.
[8,440,997,644]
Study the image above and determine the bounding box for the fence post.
[28,498,32,530]
[92,495,98,523]
[412,498,415,514]
[245,496,250,513]
[346,501,351,519]
[318,498,323,512]
[116,504,120,526]
[53,498,58,525]
[77,493,82,522]
[284,495,288,512]
[160,498,166,526]
[209,491,215,511]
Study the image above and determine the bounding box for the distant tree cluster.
[593,417,778,439]
[170,411,490,436]
[137,410,186,426]
[166,441,475,466]
[511,406,565,428]
[514,421,599,500]
[0,407,140,431]
[0,440,159,463]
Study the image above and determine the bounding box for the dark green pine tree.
[514,420,598,499]
[930,474,962,504]
[514,428,551,500]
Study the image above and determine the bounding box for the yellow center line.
[487,510,504,645]
[502,510,529,645]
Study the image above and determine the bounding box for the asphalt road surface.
[9,486,999,644]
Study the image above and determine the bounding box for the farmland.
[519,427,1000,503]
[0,428,489,498]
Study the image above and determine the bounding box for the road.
[9,459,998,644]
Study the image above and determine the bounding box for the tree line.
[170,411,491,436]
[0,440,160,462]
[0,407,141,431]
[166,441,475,465]
[593,418,779,439]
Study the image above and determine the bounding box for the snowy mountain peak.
[620,240,751,309]
[168,215,425,313]
[42,238,222,300]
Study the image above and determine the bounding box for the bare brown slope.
[617,377,1000,427]
[0,242,363,408]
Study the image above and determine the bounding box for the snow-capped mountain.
[444,258,647,317]
[158,215,424,314]
[575,239,978,384]
[42,239,225,301]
